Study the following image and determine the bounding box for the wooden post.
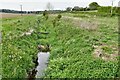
[111,1,113,16]
[20,5,23,16]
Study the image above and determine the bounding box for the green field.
[1,12,119,78]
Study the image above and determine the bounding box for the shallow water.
[36,52,50,78]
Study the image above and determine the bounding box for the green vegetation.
[2,12,119,78]
[44,13,119,78]
[2,16,39,78]
[0,17,2,79]
[68,11,120,17]
[98,6,119,14]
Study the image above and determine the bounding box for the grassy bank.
[2,15,39,78]
[43,15,119,78]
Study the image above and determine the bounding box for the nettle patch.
[92,43,118,61]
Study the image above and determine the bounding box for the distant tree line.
[0,9,45,14]
[0,9,65,14]
[66,2,119,15]
[66,2,100,11]
[0,9,27,14]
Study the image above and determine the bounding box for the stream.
[35,52,50,78]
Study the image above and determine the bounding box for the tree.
[89,2,100,10]
[46,2,54,11]
[79,7,84,11]
[84,7,90,11]
[66,7,72,11]
[72,6,80,11]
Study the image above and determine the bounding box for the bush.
[52,19,56,27]
[66,7,72,12]
[57,14,62,20]
[52,14,62,27]
[43,10,47,16]
[43,10,49,20]
[70,11,114,17]
[98,6,111,13]
[98,6,119,14]
[72,6,80,11]
[85,7,90,11]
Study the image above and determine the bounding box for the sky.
[0,0,120,11]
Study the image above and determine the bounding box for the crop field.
[0,13,33,19]
[1,12,119,79]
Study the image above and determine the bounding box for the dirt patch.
[61,16,98,30]
[92,44,118,61]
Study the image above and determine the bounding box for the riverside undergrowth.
[2,15,48,78]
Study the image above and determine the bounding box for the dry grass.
[62,16,99,30]
[0,13,33,19]
[72,18,98,30]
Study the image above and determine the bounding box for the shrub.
[66,7,72,12]
[52,19,56,27]
[85,7,90,11]
[52,14,62,27]
[45,15,48,20]
[72,6,80,11]
[98,6,111,13]
[43,10,49,20]
[43,10,47,16]
[57,14,62,20]
[98,6,119,14]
